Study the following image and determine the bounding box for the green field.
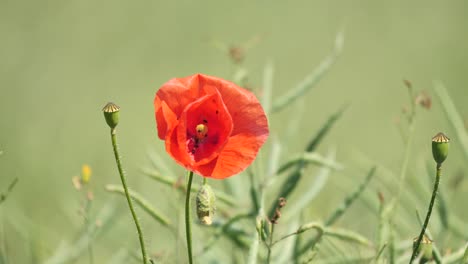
[1,1,467,263]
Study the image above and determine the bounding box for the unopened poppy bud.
[102,102,120,129]
[196,183,216,225]
[413,235,433,263]
[432,132,449,165]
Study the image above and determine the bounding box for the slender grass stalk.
[266,225,275,263]
[185,170,194,264]
[271,222,324,247]
[105,184,171,227]
[142,169,236,206]
[109,130,148,264]
[409,164,442,263]
[0,177,19,205]
[83,193,94,264]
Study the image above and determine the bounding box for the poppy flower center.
[195,124,208,140]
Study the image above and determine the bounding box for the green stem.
[409,163,442,263]
[266,224,275,263]
[110,129,148,264]
[84,192,94,264]
[185,171,194,264]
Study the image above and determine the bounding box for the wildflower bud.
[432,132,449,165]
[102,102,120,129]
[413,235,433,263]
[81,164,92,184]
[196,183,216,225]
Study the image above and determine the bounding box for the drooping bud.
[196,183,216,225]
[413,235,433,263]
[432,132,449,165]
[102,102,120,129]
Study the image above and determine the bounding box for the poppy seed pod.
[102,102,120,129]
[413,235,433,263]
[432,132,449,165]
[196,183,216,225]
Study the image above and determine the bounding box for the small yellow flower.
[81,164,92,184]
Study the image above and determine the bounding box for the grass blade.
[271,32,344,113]
[142,169,236,206]
[433,82,468,160]
[276,152,342,175]
[284,149,336,221]
[325,166,376,226]
[105,184,171,227]
[297,167,376,256]
[0,177,19,205]
[268,106,346,217]
[45,203,118,264]
[247,224,260,264]
[323,227,372,247]
[262,60,274,114]
[305,105,347,153]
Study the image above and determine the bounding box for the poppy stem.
[185,170,195,264]
[109,129,148,264]
[409,163,442,263]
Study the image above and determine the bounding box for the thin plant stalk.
[84,194,94,264]
[109,129,148,264]
[409,163,442,263]
[185,170,195,264]
[266,225,275,263]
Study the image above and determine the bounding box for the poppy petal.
[198,74,269,138]
[194,132,268,179]
[154,100,177,140]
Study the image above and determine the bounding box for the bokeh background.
[1,1,467,263]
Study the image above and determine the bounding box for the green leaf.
[276,151,342,175]
[261,60,274,114]
[283,149,336,221]
[105,184,171,227]
[0,177,18,205]
[142,169,236,206]
[323,227,372,247]
[325,167,376,226]
[45,203,119,264]
[270,31,344,113]
[433,82,468,160]
[267,106,346,218]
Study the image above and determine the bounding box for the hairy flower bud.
[196,184,216,225]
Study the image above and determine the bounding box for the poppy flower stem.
[185,170,195,264]
[409,163,442,263]
[109,130,148,264]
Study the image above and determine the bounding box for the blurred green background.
[1,0,467,263]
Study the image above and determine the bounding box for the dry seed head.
[270,197,287,224]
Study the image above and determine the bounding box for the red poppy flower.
[154,74,269,179]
